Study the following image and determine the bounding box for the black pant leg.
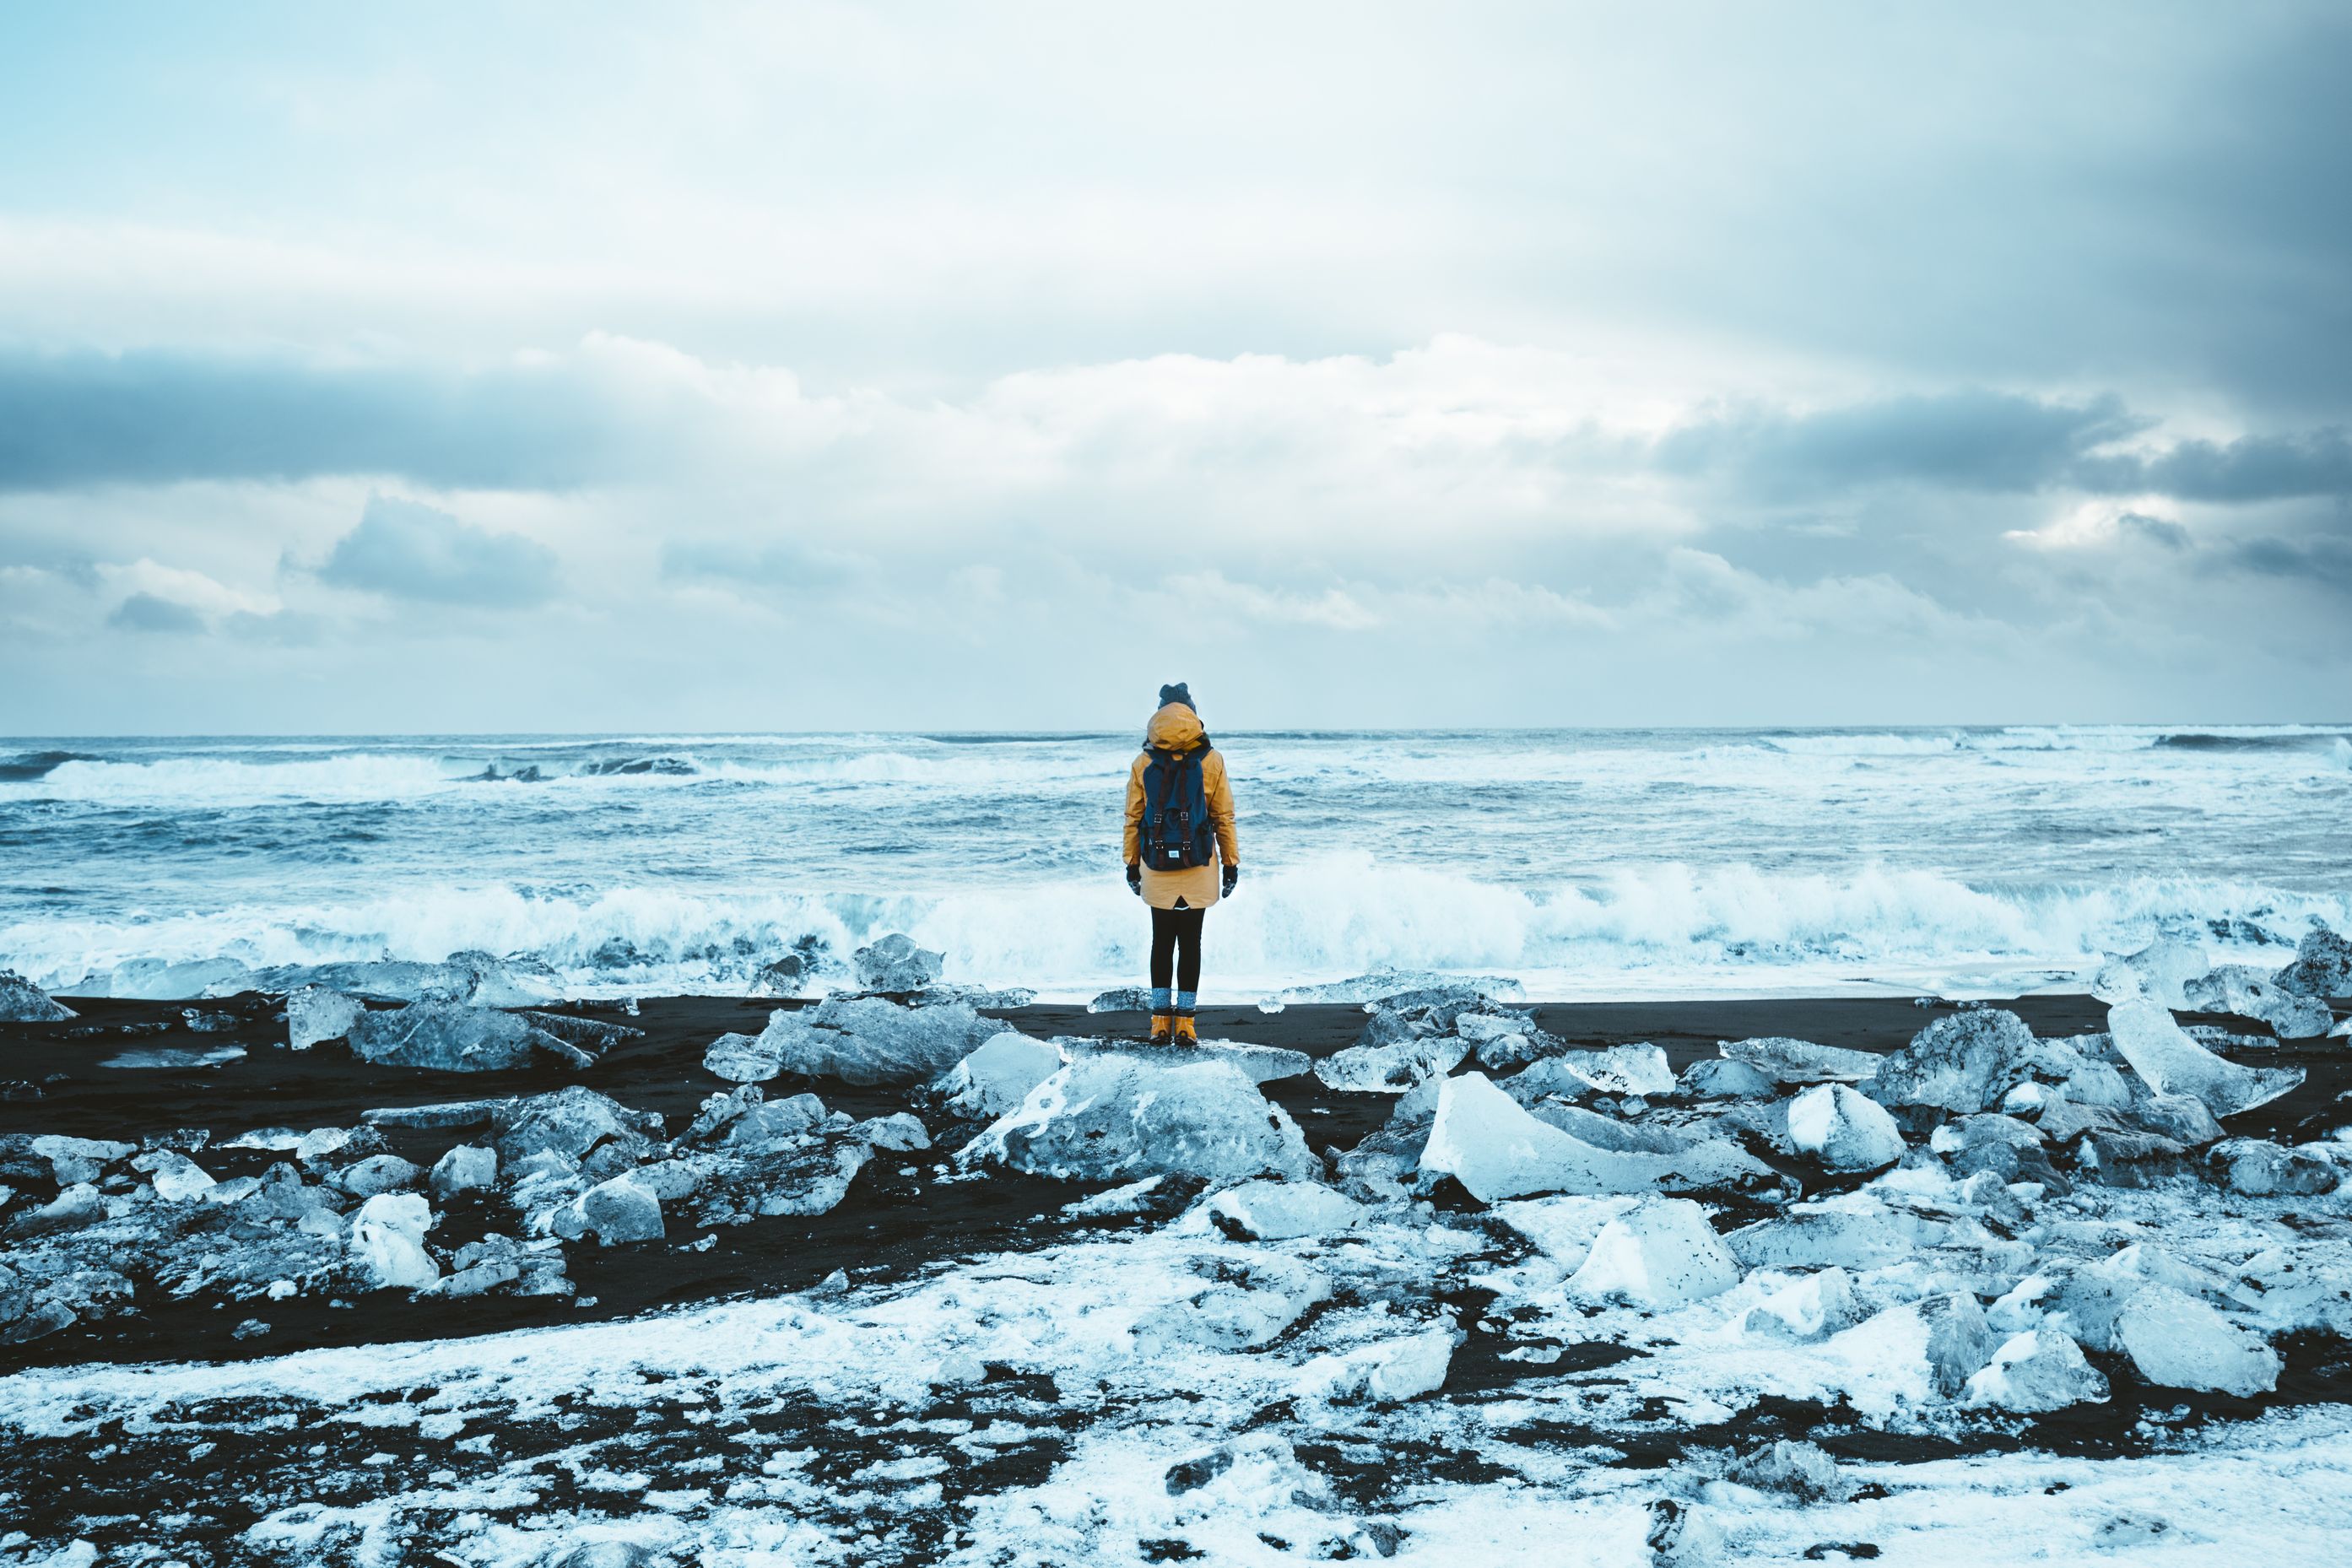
[1175,906,1204,994]
[1149,906,1178,992]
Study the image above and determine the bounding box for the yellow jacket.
[1123,702,1240,910]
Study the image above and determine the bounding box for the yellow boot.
[1149,1014,1173,1042]
[1171,1015,1198,1044]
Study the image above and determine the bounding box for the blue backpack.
[1139,743,1215,870]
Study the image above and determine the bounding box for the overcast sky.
[2,1,2347,733]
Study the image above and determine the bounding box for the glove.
[1126,862,1143,897]
[1220,863,1240,899]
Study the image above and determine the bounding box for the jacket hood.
[1145,701,1206,752]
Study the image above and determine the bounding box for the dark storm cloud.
[2116,512,2192,551]
[1653,391,2352,506]
[2225,529,2352,594]
[1653,392,2149,497]
[0,348,628,492]
[2071,430,2352,503]
[105,592,206,633]
[317,496,559,607]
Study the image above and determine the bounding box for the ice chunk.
[0,969,75,1023]
[1527,1100,1696,1155]
[2184,965,2334,1039]
[855,1111,929,1152]
[2208,1138,2342,1196]
[2077,1127,2190,1185]
[1313,1032,1468,1093]
[1869,1009,2036,1112]
[516,1011,645,1055]
[335,1154,421,1198]
[32,1134,135,1184]
[1297,1325,1458,1403]
[5,1182,105,1239]
[1542,1044,1676,1098]
[1727,1208,1930,1271]
[430,1144,497,1198]
[1720,1037,1880,1084]
[932,1032,1063,1119]
[1787,1084,1906,1171]
[2106,998,2303,1117]
[1567,1198,1740,1306]
[1063,1175,1168,1216]
[1918,1291,1996,1397]
[493,1087,662,1165]
[346,1002,572,1072]
[1070,1037,1311,1085]
[2128,1092,2223,1148]
[2113,1284,2279,1395]
[701,1030,771,1081]
[440,1233,570,1298]
[1087,986,1154,1014]
[1738,1268,1861,1340]
[2090,939,2209,1008]
[1268,968,1522,1007]
[1490,1194,1643,1269]
[852,932,944,992]
[1964,1327,2108,1413]
[1726,1441,1850,1503]
[1166,1040,1312,1084]
[1133,1256,1328,1350]
[576,1175,665,1246]
[961,1053,1318,1183]
[361,1099,503,1130]
[1422,1073,1770,1202]
[1203,1180,1369,1241]
[285,986,363,1050]
[2274,926,2352,998]
[101,955,253,999]
[748,951,813,998]
[674,1138,871,1225]
[99,1044,243,1070]
[263,951,548,1008]
[1930,1113,2043,1154]
[1678,1059,1776,1099]
[132,1149,217,1202]
[349,1192,439,1290]
[682,1084,825,1150]
[706,998,1010,1086]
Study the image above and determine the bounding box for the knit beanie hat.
[1158,682,1195,711]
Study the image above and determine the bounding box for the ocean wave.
[9,858,2344,1001]
[0,749,97,782]
[1760,724,2352,758]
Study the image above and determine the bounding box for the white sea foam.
[8,857,2344,1002]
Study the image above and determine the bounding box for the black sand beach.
[4,990,2341,1373]
[5,985,2351,1565]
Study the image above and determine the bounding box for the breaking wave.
[10,857,2345,1002]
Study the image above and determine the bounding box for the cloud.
[2070,430,2352,502]
[2225,531,2352,594]
[1655,392,2149,498]
[106,592,207,634]
[316,495,558,606]
[659,538,873,592]
[2003,500,2191,554]
[2116,511,2192,551]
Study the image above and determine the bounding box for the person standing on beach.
[1124,681,1241,1043]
